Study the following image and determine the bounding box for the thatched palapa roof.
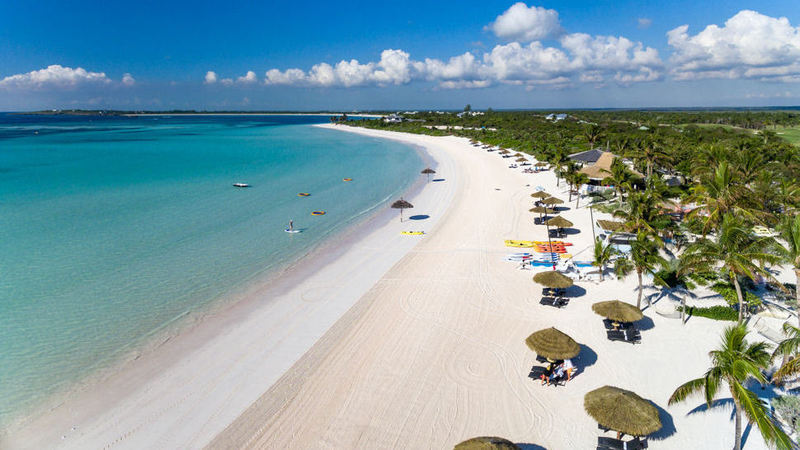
[584,386,662,436]
[454,436,521,450]
[530,191,551,199]
[579,151,615,180]
[533,271,573,289]
[541,196,564,205]
[592,300,643,323]
[545,216,573,228]
[529,206,551,214]
[596,220,625,232]
[525,327,580,360]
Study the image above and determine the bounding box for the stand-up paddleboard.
[343,178,353,182]
[285,229,301,233]
[401,231,424,235]
[298,192,311,197]
[311,211,326,216]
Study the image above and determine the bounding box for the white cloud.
[236,71,258,84]
[204,71,218,84]
[0,65,111,89]
[668,10,800,82]
[122,73,135,86]
[637,18,652,29]
[220,78,234,86]
[487,3,562,42]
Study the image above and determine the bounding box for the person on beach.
[563,359,574,381]
[549,363,565,385]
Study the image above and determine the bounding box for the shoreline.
[2,124,452,448]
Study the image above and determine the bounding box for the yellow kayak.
[505,240,536,247]
[401,231,425,235]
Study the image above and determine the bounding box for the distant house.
[383,114,403,123]
[568,148,606,166]
[576,151,644,187]
[545,113,568,121]
[456,111,486,118]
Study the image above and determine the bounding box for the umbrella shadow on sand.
[647,402,677,441]
[517,444,547,450]
[564,285,587,298]
[635,315,655,331]
[577,344,598,370]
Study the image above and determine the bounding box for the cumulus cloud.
[265,49,420,87]
[637,18,652,29]
[236,71,257,84]
[122,73,135,86]
[204,71,218,84]
[668,10,800,82]
[0,65,111,89]
[487,3,562,42]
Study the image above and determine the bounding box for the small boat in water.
[233,183,250,188]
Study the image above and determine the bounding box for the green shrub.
[773,395,800,438]
[677,305,738,321]
[711,282,762,307]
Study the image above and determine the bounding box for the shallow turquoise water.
[0,114,423,425]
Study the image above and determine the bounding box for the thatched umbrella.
[525,327,580,360]
[499,149,510,154]
[541,196,564,206]
[421,167,436,182]
[533,271,573,289]
[592,300,644,323]
[584,386,662,437]
[529,205,551,223]
[515,157,527,163]
[391,198,414,222]
[530,191,551,199]
[513,152,524,157]
[545,216,573,228]
[454,436,520,450]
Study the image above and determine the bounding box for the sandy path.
[212,127,769,449]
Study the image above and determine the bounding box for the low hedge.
[711,282,761,307]
[677,305,738,321]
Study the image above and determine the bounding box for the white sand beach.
[7,125,774,449]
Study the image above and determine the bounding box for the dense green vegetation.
[346,109,800,446]
[677,305,738,321]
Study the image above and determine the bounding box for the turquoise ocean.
[0,114,423,426]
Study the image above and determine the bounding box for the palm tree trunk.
[733,401,742,450]
[795,268,800,327]
[733,276,745,324]
[637,269,643,309]
[617,187,623,207]
[575,188,580,209]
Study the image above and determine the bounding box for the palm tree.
[772,322,800,382]
[632,137,671,180]
[777,215,800,326]
[689,161,756,234]
[573,172,589,208]
[612,190,672,237]
[614,232,667,309]
[604,159,634,207]
[669,324,792,450]
[680,214,781,323]
[592,237,617,282]
[583,124,603,147]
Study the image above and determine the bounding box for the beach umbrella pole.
[546,222,555,270]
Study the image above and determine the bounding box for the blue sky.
[1,0,799,110]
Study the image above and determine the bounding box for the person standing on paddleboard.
[289,219,293,232]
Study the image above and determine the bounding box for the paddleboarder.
[289,219,294,232]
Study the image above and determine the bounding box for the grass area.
[775,126,800,146]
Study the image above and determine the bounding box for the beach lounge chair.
[597,436,647,450]
[751,316,787,343]
[540,296,555,306]
[606,330,626,342]
[528,365,547,380]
